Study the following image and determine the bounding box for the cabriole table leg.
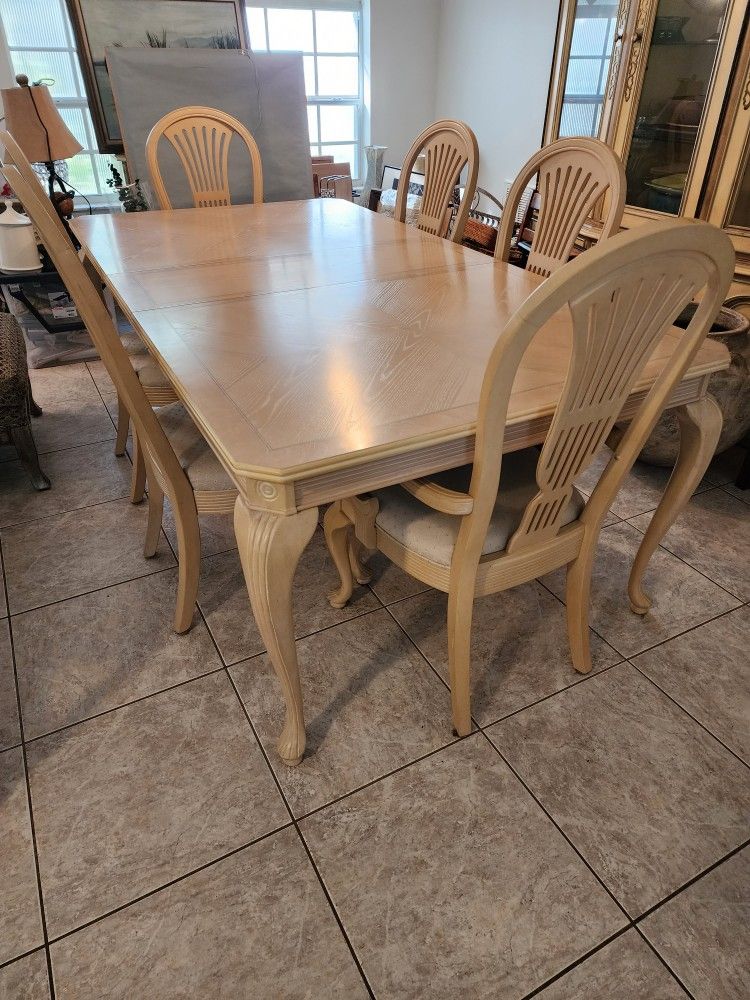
[234,498,318,766]
[628,396,722,614]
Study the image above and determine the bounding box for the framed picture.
[65,0,249,154]
[380,164,426,197]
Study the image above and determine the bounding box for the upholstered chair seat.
[374,448,584,566]
[156,402,234,492]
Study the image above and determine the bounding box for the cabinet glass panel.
[625,0,729,214]
[729,151,750,229]
[559,0,620,139]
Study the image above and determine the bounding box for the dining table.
[72,198,729,766]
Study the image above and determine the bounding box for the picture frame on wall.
[65,0,249,154]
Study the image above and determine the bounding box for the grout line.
[44,822,293,948]
[629,658,750,771]
[20,661,227,747]
[0,534,57,999]
[519,925,633,999]
[632,925,695,1000]
[0,490,139,533]
[633,837,750,925]
[6,560,178,621]
[479,728,633,921]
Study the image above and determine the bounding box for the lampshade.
[1,75,82,163]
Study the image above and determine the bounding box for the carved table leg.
[234,499,318,766]
[629,396,722,614]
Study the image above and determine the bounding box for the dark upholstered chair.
[0,310,49,489]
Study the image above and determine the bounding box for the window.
[246,3,363,178]
[558,0,619,139]
[3,0,117,202]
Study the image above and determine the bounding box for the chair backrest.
[395,119,479,243]
[460,219,733,566]
[145,106,264,210]
[496,137,626,278]
[1,130,193,504]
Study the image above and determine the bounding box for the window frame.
[3,0,117,205]
[246,2,364,179]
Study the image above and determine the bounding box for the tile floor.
[0,361,748,999]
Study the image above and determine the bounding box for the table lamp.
[1,74,82,212]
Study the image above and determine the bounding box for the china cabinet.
[545,0,750,288]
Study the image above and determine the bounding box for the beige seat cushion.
[374,448,584,567]
[137,359,172,388]
[156,402,235,493]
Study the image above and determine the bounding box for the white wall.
[434,0,559,196]
[364,0,443,169]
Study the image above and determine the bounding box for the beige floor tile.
[575,449,714,521]
[28,672,288,937]
[0,747,43,964]
[50,827,367,1000]
[198,530,379,665]
[542,522,740,658]
[1,498,175,615]
[642,848,750,1000]
[537,931,686,999]
[302,736,624,1000]
[29,365,114,455]
[14,571,222,740]
[365,550,432,605]
[231,609,456,815]
[489,664,750,916]
[0,441,131,528]
[629,488,750,602]
[0,950,51,1000]
[633,605,750,763]
[0,620,20,750]
[389,582,621,727]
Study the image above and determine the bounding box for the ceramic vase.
[361,145,387,209]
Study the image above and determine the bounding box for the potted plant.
[106,164,149,212]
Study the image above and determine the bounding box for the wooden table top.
[73,199,729,500]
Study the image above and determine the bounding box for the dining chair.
[118,107,264,500]
[145,105,264,210]
[324,219,733,736]
[0,129,171,502]
[1,130,238,634]
[496,137,626,278]
[395,119,479,243]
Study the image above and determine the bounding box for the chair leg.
[446,585,475,737]
[144,481,164,558]
[115,394,129,457]
[565,546,595,675]
[10,424,50,491]
[324,501,356,608]
[130,428,147,504]
[349,537,373,585]
[172,492,201,634]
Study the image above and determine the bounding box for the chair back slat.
[496,137,626,277]
[395,120,479,243]
[146,106,264,210]
[462,220,733,564]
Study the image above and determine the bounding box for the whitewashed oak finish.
[395,119,479,244]
[496,137,626,277]
[327,221,734,736]
[146,105,264,210]
[1,132,238,634]
[71,199,731,766]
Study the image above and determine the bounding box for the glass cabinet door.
[544,0,623,145]
[623,0,730,216]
